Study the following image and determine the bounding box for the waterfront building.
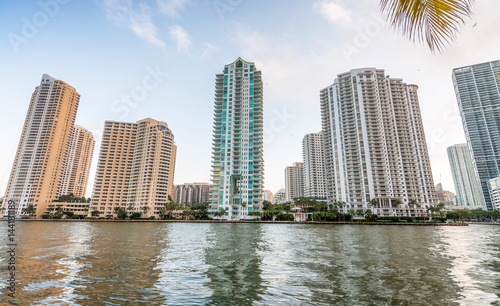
[285,162,304,201]
[175,183,210,205]
[209,58,264,220]
[3,74,82,218]
[447,144,482,207]
[60,126,95,198]
[453,60,500,210]
[320,68,437,214]
[302,132,327,200]
[487,177,500,210]
[90,118,177,218]
[272,188,287,204]
[262,190,273,203]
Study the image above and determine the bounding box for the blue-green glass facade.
[210,58,264,220]
[453,60,500,210]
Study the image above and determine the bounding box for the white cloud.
[201,42,220,58]
[314,0,352,26]
[157,0,190,18]
[102,0,165,47]
[170,25,191,54]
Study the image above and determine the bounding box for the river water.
[0,222,499,305]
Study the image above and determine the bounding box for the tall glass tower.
[210,58,264,220]
[453,60,500,210]
[447,144,482,207]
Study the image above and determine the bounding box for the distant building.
[435,184,456,206]
[3,74,89,218]
[272,189,287,204]
[302,132,327,200]
[447,144,482,207]
[175,183,210,205]
[262,190,273,203]
[90,118,177,218]
[285,162,304,201]
[453,60,500,210]
[60,126,95,198]
[321,68,436,214]
[436,184,449,202]
[487,177,500,210]
[209,58,264,220]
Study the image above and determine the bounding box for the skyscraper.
[60,126,95,198]
[447,144,482,207]
[90,118,177,218]
[285,162,304,201]
[321,68,436,212]
[3,74,81,218]
[210,58,264,220]
[302,132,327,200]
[452,60,500,210]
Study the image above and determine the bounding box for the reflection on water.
[0,222,499,305]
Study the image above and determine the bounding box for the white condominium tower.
[302,132,327,200]
[3,74,84,218]
[210,58,264,220]
[91,118,177,218]
[60,126,95,198]
[320,68,436,209]
[453,60,500,210]
[447,144,482,206]
[285,162,304,201]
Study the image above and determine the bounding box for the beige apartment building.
[285,162,304,202]
[90,118,177,218]
[3,74,83,218]
[60,126,95,198]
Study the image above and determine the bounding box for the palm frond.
[380,0,474,52]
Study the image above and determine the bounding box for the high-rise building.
[60,126,95,198]
[302,132,327,200]
[447,144,482,207]
[285,162,304,201]
[90,118,176,218]
[3,74,81,218]
[209,58,264,220]
[175,183,210,205]
[452,60,500,210]
[321,68,436,211]
[487,177,500,210]
[262,190,273,203]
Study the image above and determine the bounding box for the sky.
[1,0,499,198]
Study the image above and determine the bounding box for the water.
[1,222,499,305]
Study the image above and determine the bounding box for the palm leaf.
[381,0,474,52]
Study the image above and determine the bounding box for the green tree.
[381,0,474,52]
[393,199,403,220]
[116,208,128,220]
[142,206,149,217]
[22,204,36,218]
[91,210,100,217]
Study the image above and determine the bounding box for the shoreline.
[2,219,469,226]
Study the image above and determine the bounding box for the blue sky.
[1,0,500,198]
